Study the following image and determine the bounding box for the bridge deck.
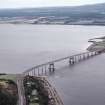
[23,51,100,76]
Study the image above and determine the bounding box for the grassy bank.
[0,74,17,81]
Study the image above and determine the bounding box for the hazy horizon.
[0,0,105,9]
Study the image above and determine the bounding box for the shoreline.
[1,22,105,26]
[87,36,105,51]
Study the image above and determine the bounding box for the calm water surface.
[0,24,105,73]
[0,24,105,105]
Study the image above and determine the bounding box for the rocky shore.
[87,36,105,52]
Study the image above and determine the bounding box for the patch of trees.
[0,73,6,75]
[0,79,18,105]
[24,76,49,105]
[0,90,17,105]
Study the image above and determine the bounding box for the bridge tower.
[69,57,75,65]
[49,63,55,72]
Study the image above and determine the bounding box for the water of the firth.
[0,24,105,105]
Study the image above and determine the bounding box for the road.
[16,75,26,105]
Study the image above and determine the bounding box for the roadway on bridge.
[48,53,105,105]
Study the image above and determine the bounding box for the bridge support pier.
[78,55,81,61]
[33,70,36,76]
[44,66,47,75]
[83,55,85,59]
[95,52,97,55]
[69,57,75,65]
[49,63,55,72]
[38,68,40,76]
[80,55,82,61]
[87,53,90,58]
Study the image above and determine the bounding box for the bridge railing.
[23,51,101,77]
[36,76,64,105]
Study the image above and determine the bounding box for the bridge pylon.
[49,63,55,72]
[69,57,75,65]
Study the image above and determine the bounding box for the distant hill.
[0,3,105,25]
[0,3,105,17]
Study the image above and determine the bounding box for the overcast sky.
[0,0,105,8]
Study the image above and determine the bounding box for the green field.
[0,74,17,81]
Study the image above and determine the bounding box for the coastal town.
[0,16,105,25]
